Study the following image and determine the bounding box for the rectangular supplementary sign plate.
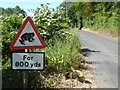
[12,52,45,70]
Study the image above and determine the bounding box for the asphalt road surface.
[76,30,118,88]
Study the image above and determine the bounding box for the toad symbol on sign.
[19,32,35,45]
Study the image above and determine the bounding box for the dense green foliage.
[60,2,120,36]
[31,4,69,42]
[1,6,27,63]
[1,14,23,63]
[82,2,119,30]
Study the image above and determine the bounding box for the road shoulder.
[82,28,118,40]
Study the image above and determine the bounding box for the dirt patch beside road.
[83,28,118,39]
[52,55,97,88]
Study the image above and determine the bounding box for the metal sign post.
[23,49,28,88]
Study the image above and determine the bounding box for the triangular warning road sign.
[9,16,46,50]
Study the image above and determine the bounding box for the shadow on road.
[81,48,100,57]
[80,48,101,65]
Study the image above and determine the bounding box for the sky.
[0,0,64,16]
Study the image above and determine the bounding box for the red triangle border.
[9,16,46,50]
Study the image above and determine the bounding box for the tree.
[0,6,27,17]
[5,8,13,15]
[59,2,119,32]
[14,5,21,14]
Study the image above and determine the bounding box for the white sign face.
[15,21,42,46]
[12,52,44,70]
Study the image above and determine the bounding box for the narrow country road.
[76,30,118,88]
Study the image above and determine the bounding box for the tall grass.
[27,30,82,88]
[45,32,81,73]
